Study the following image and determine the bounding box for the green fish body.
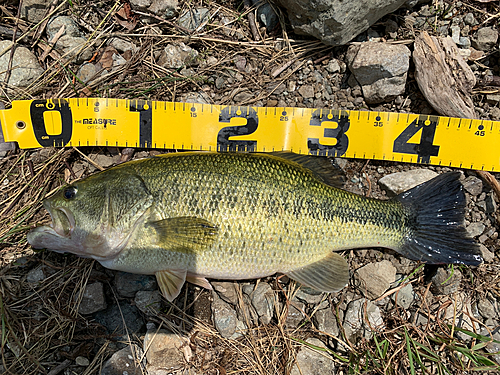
[27,152,482,301]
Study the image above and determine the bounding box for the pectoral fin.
[156,269,187,302]
[150,216,218,253]
[286,252,349,293]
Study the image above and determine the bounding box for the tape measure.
[0,98,498,171]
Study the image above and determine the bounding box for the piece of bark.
[413,31,476,119]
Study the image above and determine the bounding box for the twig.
[47,359,72,375]
[72,147,105,171]
[243,0,261,41]
[40,25,65,62]
[3,0,23,87]
[271,59,295,78]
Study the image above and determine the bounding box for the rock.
[0,41,44,91]
[354,260,397,300]
[480,328,500,364]
[464,13,477,26]
[101,345,143,375]
[130,0,178,19]
[391,277,415,309]
[109,38,138,53]
[477,298,497,319]
[76,62,99,84]
[431,267,462,295]
[275,0,406,46]
[212,282,239,305]
[114,271,157,298]
[295,286,324,305]
[94,301,144,334]
[78,282,107,315]
[343,298,384,342]
[75,356,90,366]
[451,25,460,45]
[181,91,211,104]
[467,222,485,238]
[290,338,336,375]
[298,85,315,98]
[325,59,341,73]
[250,282,275,325]
[46,16,92,64]
[178,8,210,31]
[472,27,498,51]
[378,169,438,196]
[21,0,53,22]
[158,43,199,69]
[26,266,46,283]
[444,293,478,341]
[134,290,162,315]
[346,42,410,103]
[286,301,306,328]
[47,16,82,39]
[479,244,494,263]
[485,193,497,214]
[144,329,187,372]
[462,176,482,196]
[314,307,339,339]
[211,292,238,338]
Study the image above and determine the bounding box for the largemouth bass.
[27,152,482,301]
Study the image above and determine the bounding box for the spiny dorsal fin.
[270,152,345,188]
[150,216,218,253]
[286,252,349,293]
[156,269,187,302]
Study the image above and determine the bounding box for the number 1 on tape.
[0,98,498,171]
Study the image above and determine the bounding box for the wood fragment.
[243,0,261,41]
[39,24,65,62]
[413,31,476,119]
[476,170,500,201]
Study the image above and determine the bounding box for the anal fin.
[286,252,349,293]
[186,274,213,290]
[155,269,187,302]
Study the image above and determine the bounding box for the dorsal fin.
[270,152,346,188]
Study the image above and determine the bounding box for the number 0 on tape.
[0,98,498,171]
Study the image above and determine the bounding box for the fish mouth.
[44,201,76,238]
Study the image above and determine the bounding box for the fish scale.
[27,151,482,302]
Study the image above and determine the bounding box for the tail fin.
[394,172,482,266]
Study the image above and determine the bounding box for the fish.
[27,152,482,302]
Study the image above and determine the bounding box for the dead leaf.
[115,0,138,30]
[99,46,119,70]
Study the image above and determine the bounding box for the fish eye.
[63,186,77,200]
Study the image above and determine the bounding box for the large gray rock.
[378,169,438,196]
[0,41,44,91]
[346,42,410,103]
[354,260,397,300]
[46,16,92,63]
[101,345,144,375]
[250,282,275,325]
[275,0,407,46]
[431,267,462,295]
[343,298,384,342]
[290,338,336,375]
[77,282,107,315]
[21,0,60,23]
[471,27,499,51]
[114,271,157,298]
[211,292,238,338]
[143,329,187,372]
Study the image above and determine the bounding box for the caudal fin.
[394,172,482,266]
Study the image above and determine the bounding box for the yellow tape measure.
[0,98,498,171]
